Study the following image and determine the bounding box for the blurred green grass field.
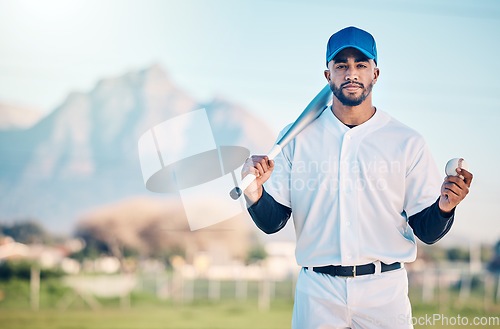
[1,300,499,329]
[0,301,293,329]
[0,279,499,329]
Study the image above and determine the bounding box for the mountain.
[0,103,43,130]
[0,64,276,233]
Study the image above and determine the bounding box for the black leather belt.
[308,262,401,277]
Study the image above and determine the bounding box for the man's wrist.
[438,198,455,218]
[244,188,263,206]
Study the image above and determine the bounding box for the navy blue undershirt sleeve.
[246,187,292,234]
[408,199,455,245]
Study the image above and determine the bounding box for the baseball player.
[241,26,473,329]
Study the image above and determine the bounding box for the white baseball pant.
[292,266,413,329]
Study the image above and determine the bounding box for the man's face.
[325,48,379,107]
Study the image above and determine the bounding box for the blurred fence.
[135,267,299,311]
[408,265,500,313]
[4,262,500,314]
[132,263,500,311]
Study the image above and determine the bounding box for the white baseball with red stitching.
[445,158,468,179]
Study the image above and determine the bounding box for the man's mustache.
[341,81,364,88]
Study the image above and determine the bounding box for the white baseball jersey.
[264,107,442,267]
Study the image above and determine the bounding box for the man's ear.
[373,67,380,84]
[324,69,331,82]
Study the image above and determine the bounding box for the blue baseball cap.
[326,26,377,67]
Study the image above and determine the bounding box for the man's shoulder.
[378,110,425,140]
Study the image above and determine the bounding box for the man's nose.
[345,67,358,81]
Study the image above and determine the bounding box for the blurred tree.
[481,244,494,262]
[417,243,447,262]
[0,220,49,244]
[74,198,253,265]
[446,247,470,262]
[487,240,500,274]
[246,245,268,265]
[73,228,117,259]
[162,247,186,269]
[0,260,63,281]
[68,234,110,261]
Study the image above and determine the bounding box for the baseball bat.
[230,84,332,200]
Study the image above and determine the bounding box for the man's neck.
[331,98,376,126]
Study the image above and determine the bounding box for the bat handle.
[229,144,282,200]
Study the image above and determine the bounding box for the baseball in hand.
[445,158,468,179]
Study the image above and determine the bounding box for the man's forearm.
[408,199,455,244]
[246,187,292,234]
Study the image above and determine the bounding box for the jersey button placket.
[347,134,360,262]
[339,132,354,264]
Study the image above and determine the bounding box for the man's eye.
[336,65,346,69]
[357,64,367,68]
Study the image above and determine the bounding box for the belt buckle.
[338,266,356,277]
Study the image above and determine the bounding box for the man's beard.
[330,81,374,107]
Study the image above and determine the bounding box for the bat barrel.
[277,84,331,147]
[229,84,332,200]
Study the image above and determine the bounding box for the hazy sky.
[1,0,499,244]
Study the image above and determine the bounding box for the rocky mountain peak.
[0,64,275,233]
